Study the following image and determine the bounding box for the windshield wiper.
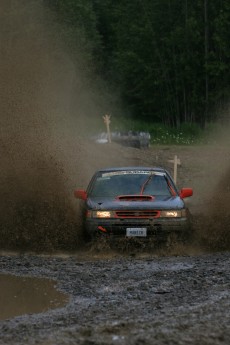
[140,174,154,195]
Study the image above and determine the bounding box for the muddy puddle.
[0,274,69,320]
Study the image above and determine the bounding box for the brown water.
[0,274,69,320]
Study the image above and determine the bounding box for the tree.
[44,0,230,127]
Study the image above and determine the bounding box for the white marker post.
[168,155,181,184]
[103,114,111,143]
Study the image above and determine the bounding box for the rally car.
[74,167,193,243]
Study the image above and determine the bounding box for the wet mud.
[1,1,230,253]
[0,252,230,345]
[195,167,230,251]
[0,273,68,321]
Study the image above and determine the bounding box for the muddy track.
[1,143,230,345]
[1,3,230,343]
[0,250,230,345]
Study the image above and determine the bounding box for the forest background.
[44,0,230,143]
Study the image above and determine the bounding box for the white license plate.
[126,228,147,237]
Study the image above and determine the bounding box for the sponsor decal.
[102,171,165,177]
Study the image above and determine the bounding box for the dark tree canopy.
[45,0,230,128]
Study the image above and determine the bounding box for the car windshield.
[89,170,173,198]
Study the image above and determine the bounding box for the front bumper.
[85,217,191,239]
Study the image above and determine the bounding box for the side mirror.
[179,188,193,199]
[74,189,87,200]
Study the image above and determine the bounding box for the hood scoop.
[116,195,154,202]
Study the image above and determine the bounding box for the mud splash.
[0,1,113,252]
[195,166,230,251]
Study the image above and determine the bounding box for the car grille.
[115,210,160,218]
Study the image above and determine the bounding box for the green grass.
[111,118,204,145]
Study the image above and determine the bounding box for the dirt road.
[0,143,230,344]
[0,250,230,345]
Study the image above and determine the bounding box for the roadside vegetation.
[89,116,217,145]
[111,118,204,145]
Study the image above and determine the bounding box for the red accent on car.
[86,210,91,218]
[179,188,193,199]
[115,210,160,218]
[116,195,155,202]
[74,189,87,200]
[98,226,107,233]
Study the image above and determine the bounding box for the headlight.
[88,210,115,218]
[160,209,186,218]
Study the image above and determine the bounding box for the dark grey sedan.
[74,167,193,243]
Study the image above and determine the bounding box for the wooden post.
[168,155,181,184]
[103,114,111,143]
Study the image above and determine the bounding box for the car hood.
[86,195,184,210]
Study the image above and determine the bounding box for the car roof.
[96,167,167,173]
